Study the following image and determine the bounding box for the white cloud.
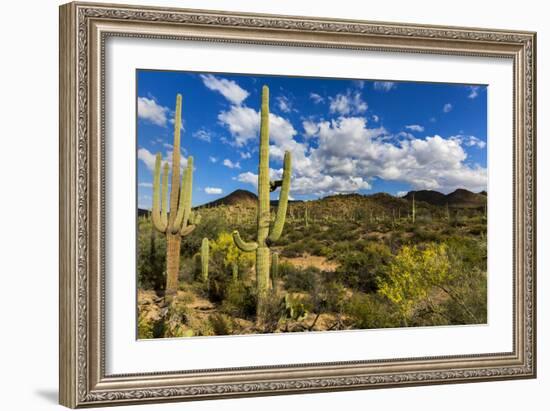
[373,81,396,92]
[237,171,258,187]
[217,105,258,146]
[405,124,425,133]
[396,191,408,197]
[276,95,293,113]
[137,97,169,126]
[205,187,223,195]
[138,182,153,188]
[303,120,319,138]
[309,92,324,104]
[218,105,298,148]
[354,80,365,89]
[209,156,218,163]
[240,151,252,159]
[138,147,187,173]
[193,129,211,142]
[371,114,380,123]
[451,135,486,149]
[306,116,487,194]
[329,91,367,115]
[443,103,453,113]
[200,74,249,105]
[223,158,241,169]
[468,86,480,99]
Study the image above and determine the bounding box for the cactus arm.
[232,230,258,252]
[171,156,193,234]
[151,153,167,232]
[180,224,196,237]
[268,151,291,242]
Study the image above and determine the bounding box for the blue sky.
[136,70,487,209]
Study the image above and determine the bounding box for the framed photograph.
[59,2,537,408]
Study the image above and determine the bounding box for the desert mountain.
[404,188,486,208]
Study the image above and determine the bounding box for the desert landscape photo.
[135,70,488,339]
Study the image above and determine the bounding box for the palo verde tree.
[152,94,201,298]
[232,85,292,312]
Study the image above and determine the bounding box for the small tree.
[210,231,255,280]
[378,243,451,325]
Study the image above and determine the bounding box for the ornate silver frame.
[59,2,536,408]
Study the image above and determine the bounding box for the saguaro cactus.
[271,252,279,290]
[232,86,292,306]
[201,238,209,283]
[152,94,200,298]
[304,202,309,227]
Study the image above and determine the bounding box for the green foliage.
[378,243,451,324]
[345,293,401,329]
[208,313,234,335]
[222,281,257,319]
[137,216,166,292]
[335,242,393,293]
[283,265,321,292]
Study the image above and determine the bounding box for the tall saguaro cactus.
[152,94,200,298]
[201,238,209,283]
[232,86,292,307]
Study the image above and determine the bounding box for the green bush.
[334,242,392,293]
[284,265,320,292]
[345,293,400,329]
[222,281,257,318]
[208,313,234,335]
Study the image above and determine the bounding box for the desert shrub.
[378,243,451,325]
[258,293,286,333]
[284,265,321,292]
[316,281,347,313]
[164,293,195,338]
[208,313,234,335]
[137,311,155,339]
[137,216,166,292]
[345,293,400,329]
[222,281,257,319]
[334,242,392,293]
[281,241,307,257]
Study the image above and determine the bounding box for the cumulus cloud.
[405,124,425,133]
[276,95,293,113]
[373,81,396,92]
[200,74,249,105]
[450,135,486,149]
[302,120,319,138]
[223,158,241,169]
[309,92,324,104]
[205,187,223,195]
[138,147,187,173]
[209,156,218,163]
[137,96,169,126]
[371,114,380,123]
[443,103,453,113]
[217,105,298,148]
[329,91,367,115]
[193,129,211,142]
[304,116,487,194]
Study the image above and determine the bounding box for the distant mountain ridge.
[137,187,486,216]
[404,188,486,208]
